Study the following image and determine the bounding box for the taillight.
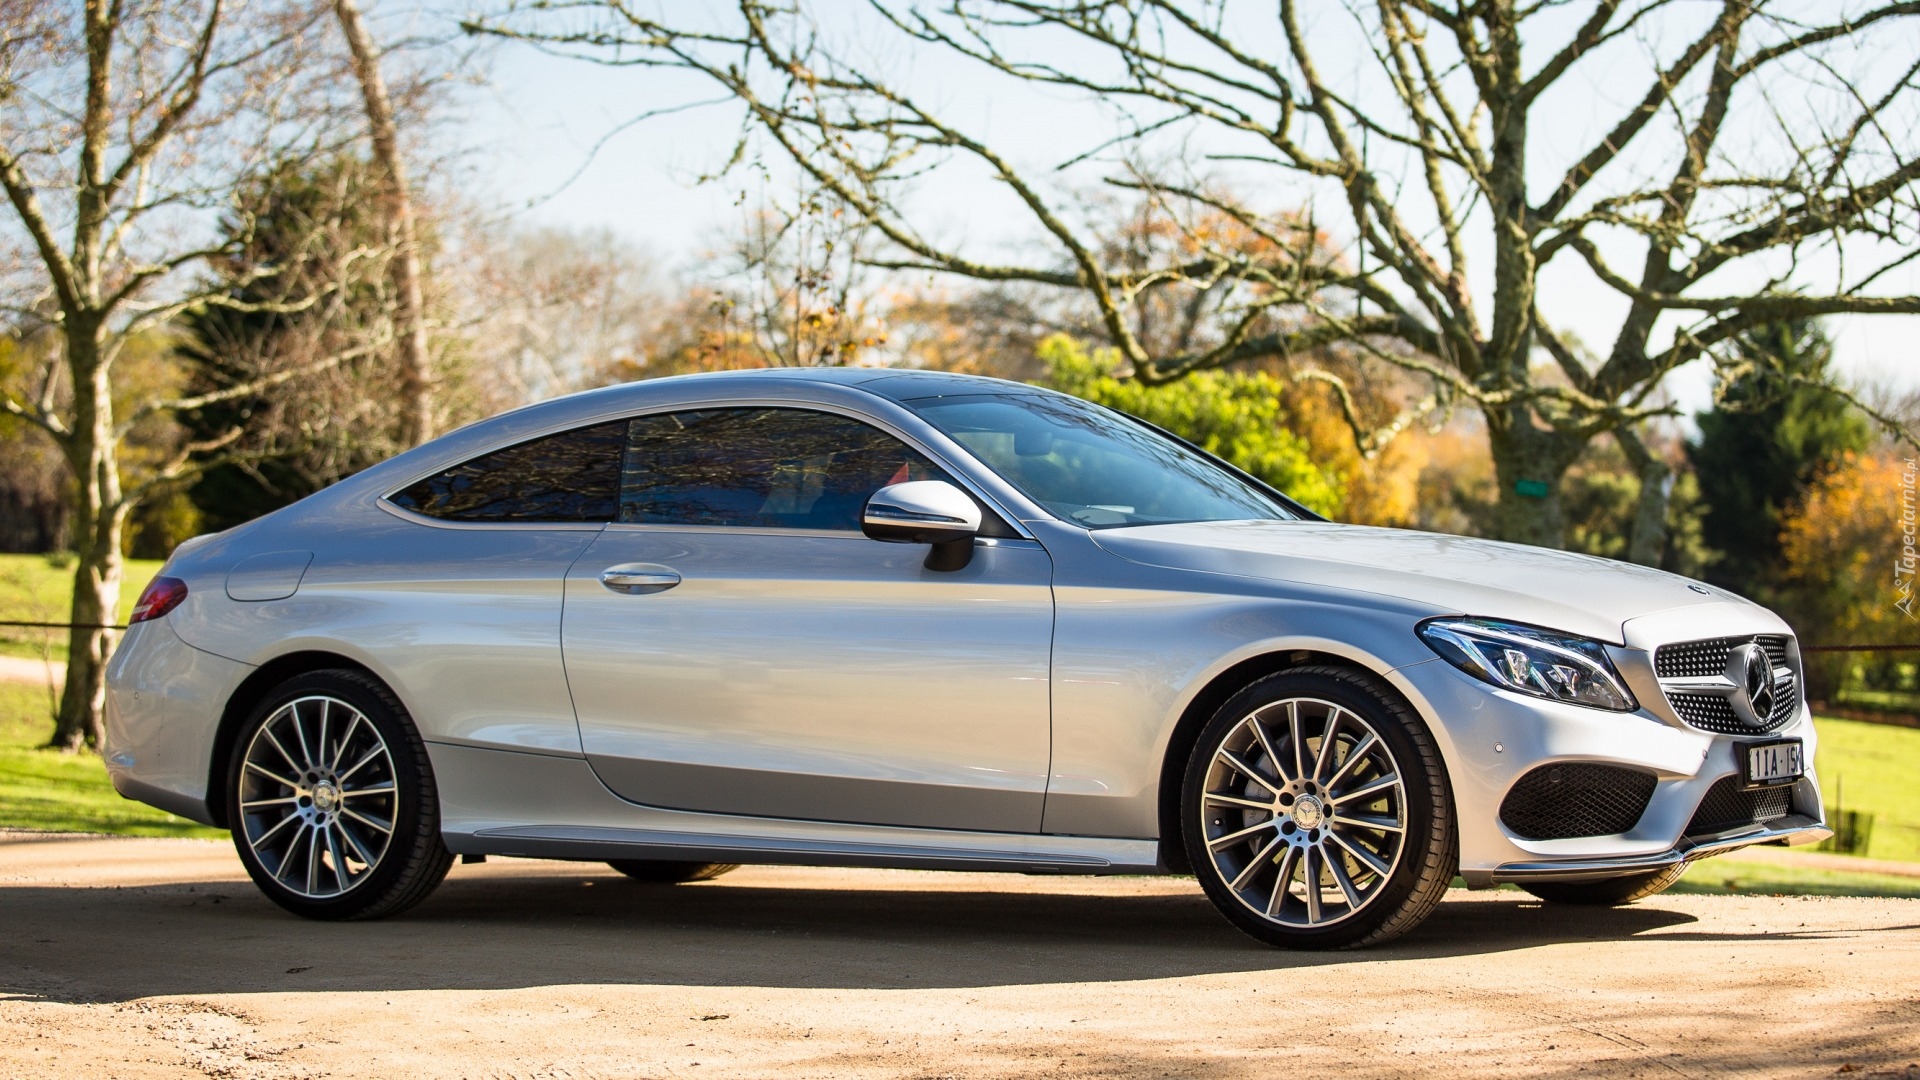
[129,577,188,623]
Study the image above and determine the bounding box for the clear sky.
[456,3,1919,417]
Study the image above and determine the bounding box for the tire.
[226,669,453,920]
[606,860,740,884]
[1182,666,1455,950]
[1519,863,1688,906]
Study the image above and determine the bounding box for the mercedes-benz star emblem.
[1725,642,1776,727]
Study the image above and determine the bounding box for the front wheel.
[1520,863,1688,906]
[227,669,452,920]
[1182,666,1455,950]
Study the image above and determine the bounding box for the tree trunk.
[333,0,432,446]
[1486,413,1584,550]
[49,328,126,752]
[1615,427,1673,568]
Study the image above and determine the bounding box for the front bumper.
[1391,642,1826,889]
[1483,815,1831,885]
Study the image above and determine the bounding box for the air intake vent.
[1686,776,1792,836]
[1500,763,1658,841]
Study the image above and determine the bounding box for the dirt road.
[3,834,1916,1079]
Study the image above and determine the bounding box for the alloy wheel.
[1198,696,1408,929]
[236,694,397,899]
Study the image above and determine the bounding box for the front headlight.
[1417,617,1637,712]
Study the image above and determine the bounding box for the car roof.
[585,365,1047,400]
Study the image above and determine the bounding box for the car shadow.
[9,862,1863,1003]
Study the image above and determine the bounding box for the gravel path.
[3,834,1917,1078]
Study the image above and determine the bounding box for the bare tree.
[0,0,368,749]
[476,0,1920,549]
[333,0,434,445]
[450,223,670,398]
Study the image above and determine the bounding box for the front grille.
[1686,776,1792,836]
[1500,763,1658,841]
[1655,634,1799,735]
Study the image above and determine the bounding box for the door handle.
[599,566,682,595]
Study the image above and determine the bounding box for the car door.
[561,405,1055,833]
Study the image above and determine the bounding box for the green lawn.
[1670,855,1920,899]
[1834,687,1920,714]
[0,680,221,837]
[1814,716,1920,863]
[0,552,164,662]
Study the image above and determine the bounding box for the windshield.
[905,393,1298,529]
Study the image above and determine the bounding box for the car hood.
[1091,520,1745,643]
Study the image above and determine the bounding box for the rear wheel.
[1519,863,1688,906]
[606,860,740,884]
[1182,666,1455,950]
[227,669,452,920]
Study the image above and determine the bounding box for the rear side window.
[619,408,951,530]
[389,421,627,522]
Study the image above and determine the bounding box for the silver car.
[104,369,1829,948]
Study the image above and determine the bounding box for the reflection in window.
[388,421,626,522]
[907,393,1293,529]
[619,408,951,530]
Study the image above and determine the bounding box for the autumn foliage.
[1777,452,1920,699]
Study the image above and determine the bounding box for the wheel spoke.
[316,700,331,780]
[1329,830,1392,878]
[1203,791,1273,812]
[241,796,299,810]
[1331,773,1400,806]
[340,782,395,798]
[338,745,386,784]
[1310,708,1344,783]
[1326,849,1364,910]
[273,823,309,882]
[1324,732,1378,791]
[245,760,299,790]
[1230,834,1284,891]
[288,702,316,771]
[336,818,379,867]
[303,823,321,895]
[1266,846,1300,917]
[1217,749,1280,794]
[1333,811,1404,835]
[1301,847,1323,924]
[250,809,300,854]
[1247,712,1292,783]
[1286,701,1306,782]
[343,807,393,835]
[324,824,348,893]
[259,725,304,776]
[1207,817,1277,852]
[329,714,362,773]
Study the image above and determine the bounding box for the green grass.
[1670,856,1920,898]
[0,681,221,837]
[1834,687,1920,714]
[1814,716,1920,863]
[0,552,164,662]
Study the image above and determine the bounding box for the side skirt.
[428,741,1163,876]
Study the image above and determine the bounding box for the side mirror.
[862,480,982,572]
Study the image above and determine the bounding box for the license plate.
[1742,739,1804,788]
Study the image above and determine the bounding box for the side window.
[619,408,953,531]
[389,421,626,523]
